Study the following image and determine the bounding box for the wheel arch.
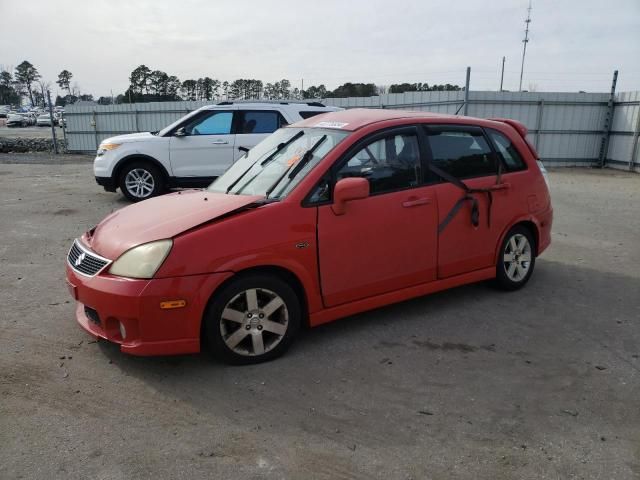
[112,154,170,184]
[200,265,311,345]
[494,218,540,264]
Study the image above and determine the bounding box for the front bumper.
[95,176,117,192]
[66,264,232,356]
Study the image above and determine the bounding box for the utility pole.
[500,56,505,92]
[519,0,532,92]
[463,66,471,116]
[598,70,618,168]
[301,78,304,99]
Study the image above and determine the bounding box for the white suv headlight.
[109,239,173,279]
[97,143,121,156]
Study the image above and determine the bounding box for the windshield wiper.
[226,130,305,194]
[265,135,327,198]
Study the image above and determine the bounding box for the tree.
[0,70,20,105]
[129,65,151,95]
[14,61,41,105]
[97,96,113,105]
[303,84,328,99]
[149,70,169,96]
[56,70,73,95]
[330,82,377,98]
[181,79,197,100]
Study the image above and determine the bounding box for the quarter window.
[336,132,420,195]
[427,128,497,179]
[184,111,233,135]
[487,129,527,171]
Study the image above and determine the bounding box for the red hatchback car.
[66,109,552,364]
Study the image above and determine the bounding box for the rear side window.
[336,132,420,195]
[238,111,287,134]
[426,128,497,179]
[299,111,326,119]
[487,129,527,172]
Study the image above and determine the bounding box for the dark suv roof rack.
[216,100,326,107]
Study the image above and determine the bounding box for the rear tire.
[204,273,301,365]
[118,161,164,202]
[495,225,536,291]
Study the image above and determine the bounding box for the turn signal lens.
[160,300,187,310]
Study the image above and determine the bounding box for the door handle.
[211,140,229,145]
[488,182,511,191]
[402,197,431,207]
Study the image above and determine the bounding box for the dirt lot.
[0,156,638,480]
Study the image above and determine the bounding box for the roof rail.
[215,100,327,107]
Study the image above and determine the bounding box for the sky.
[1,0,639,98]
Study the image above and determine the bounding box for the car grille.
[67,240,111,276]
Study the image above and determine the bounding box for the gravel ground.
[0,158,638,480]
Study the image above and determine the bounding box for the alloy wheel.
[219,288,289,357]
[124,168,155,199]
[503,233,532,282]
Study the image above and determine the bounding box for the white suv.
[94,101,342,201]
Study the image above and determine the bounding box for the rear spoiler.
[489,118,539,160]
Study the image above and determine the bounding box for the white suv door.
[233,109,289,161]
[169,109,236,177]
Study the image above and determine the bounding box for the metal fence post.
[134,110,139,132]
[598,70,618,168]
[535,99,544,150]
[463,67,471,116]
[92,111,98,150]
[46,90,59,154]
[630,104,640,171]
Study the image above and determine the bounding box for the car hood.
[87,190,265,259]
[102,132,156,144]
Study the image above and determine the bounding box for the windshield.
[208,128,349,199]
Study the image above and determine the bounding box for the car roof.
[201,101,340,111]
[293,108,469,131]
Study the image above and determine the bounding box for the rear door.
[424,125,510,278]
[316,126,439,307]
[169,109,236,178]
[233,110,288,161]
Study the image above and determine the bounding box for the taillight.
[537,160,550,189]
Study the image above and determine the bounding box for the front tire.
[204,273,301,365]
[118,161,164,202]
[495,226,536,291]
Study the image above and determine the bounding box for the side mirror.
[331,177,369,215]
[174,127,187,137]
[238,146,249,153]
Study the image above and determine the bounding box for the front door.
[169,110,236,178]
[317,128,438,307]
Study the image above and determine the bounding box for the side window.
[185,111,233,135]
[336,132,420,195]
[487,129,527,172]
[238,111,286,134]
[426,128,497,179]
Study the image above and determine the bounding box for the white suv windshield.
[208,128,349,199]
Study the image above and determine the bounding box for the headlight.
[97,143,121,156]
[109,239,172,279]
